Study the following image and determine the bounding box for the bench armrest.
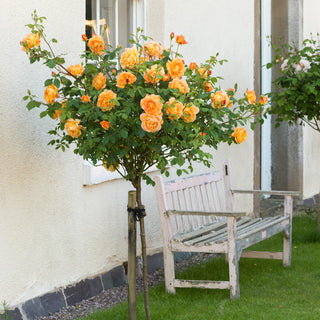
[231,189,300,197]
[166,210,247,217]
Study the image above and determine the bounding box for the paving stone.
[146,252,164,274]
[0,308,23,320]
[110,266,127,287]
[64,277,103,306]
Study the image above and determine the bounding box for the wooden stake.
[128,191,137,320]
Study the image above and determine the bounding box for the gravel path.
[36,253,215,320]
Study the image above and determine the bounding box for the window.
[85,0,146,49]
[83,0,146,185]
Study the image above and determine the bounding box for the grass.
[79,214,320,320]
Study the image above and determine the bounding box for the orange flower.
[117,71,137,88]
[53,101,66,120]
[176,35,187,45]
[81,95,90,103]
[232,127,247,143]
[204,82,213,92]
[92,73,107,90]
[168,78,190,94]
[140,94,163,115]
[100,120,110,130]
[81,34,88,42]
[64,119,83,138]
[97,89,117,111]
[120,47,139,69]
[143,65,165,84]
[259,95,268,105]
[165,97,183,120]
[140,113,163,133]
[182,104,199,123]
[189,62,198,70]
[163,74,170,82]
[211,91,230,108]
[21,33,40,51]
[197,67,209,78]
[44,84,59,104]
[246,89,256,104]
[143,41,163,58]
[166,58,186,79]
[67,64,84,77]
[87,35,106,55]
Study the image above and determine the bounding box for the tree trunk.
[135,183,151,320]
[318,194,320,232]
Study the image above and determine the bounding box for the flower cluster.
[267,37,320,130]
[22,12,265,185]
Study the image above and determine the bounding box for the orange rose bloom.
[53,101,66,120]
[165,97,183,120]
[100,120,110,130]
[97,90,117,111]
[197,67,209,78]
[166,58,186,79]
[44,84,59,104]
[81,95,90,103]
[87,35,106,55]
[65,119,83,138]
[176,35,187,45]
[120,47,139,69]
[232,127,247,143]
[204,82,213,92]
[21,33,40,51]
[182,104,199,123]
[246,89,256,104]
[259,95,268,105]
[189,62,197,70]
[67,64,84,76]
[169,78,190,94]
[140,113,163,133]
[140,94,163,115]
[143,41,163,58]
[117,72,137,88]
[144,65,165,84]
[92,73,107,91]
[211,91,230,108]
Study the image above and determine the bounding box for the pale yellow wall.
[302,0,320,199]
[1,0,256,308]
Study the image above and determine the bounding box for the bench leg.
[283,228,292,267]
[283,195,293,267]
[227,217,240,299]
[163,247,176,294]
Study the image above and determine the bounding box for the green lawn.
[80,214,320,320]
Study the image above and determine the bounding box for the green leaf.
[53,79,60,88]
[40,111,48,118]
[26,100,41,110]
[44,79,53,86]
[46,59,56,68]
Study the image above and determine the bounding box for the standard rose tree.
[21,11,266,319]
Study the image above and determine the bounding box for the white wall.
[302,0,320,199]
[148,0,256,211]
[0,0,256,308]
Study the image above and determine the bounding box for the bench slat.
[174,279,230,290]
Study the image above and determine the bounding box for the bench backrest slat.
[156,171,227,234]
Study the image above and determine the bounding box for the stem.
[135,181,151,320]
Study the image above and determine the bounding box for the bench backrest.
[154,165,234,234]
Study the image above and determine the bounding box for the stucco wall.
[302,0,320,198]
[1,0,256,308]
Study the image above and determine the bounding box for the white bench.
[154,162,299,299]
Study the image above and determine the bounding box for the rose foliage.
[22,12,266,189]
[267,37,320,131]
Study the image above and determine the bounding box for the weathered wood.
[174,279,230,290]
[241,251,283,259]
[232,189,300,196]
[154,162,297,299]
[166,210,247,217]
[127,191,137,320]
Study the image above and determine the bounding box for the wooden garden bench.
[154,161,299,299]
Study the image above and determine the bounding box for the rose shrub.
[22,11,266,190]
